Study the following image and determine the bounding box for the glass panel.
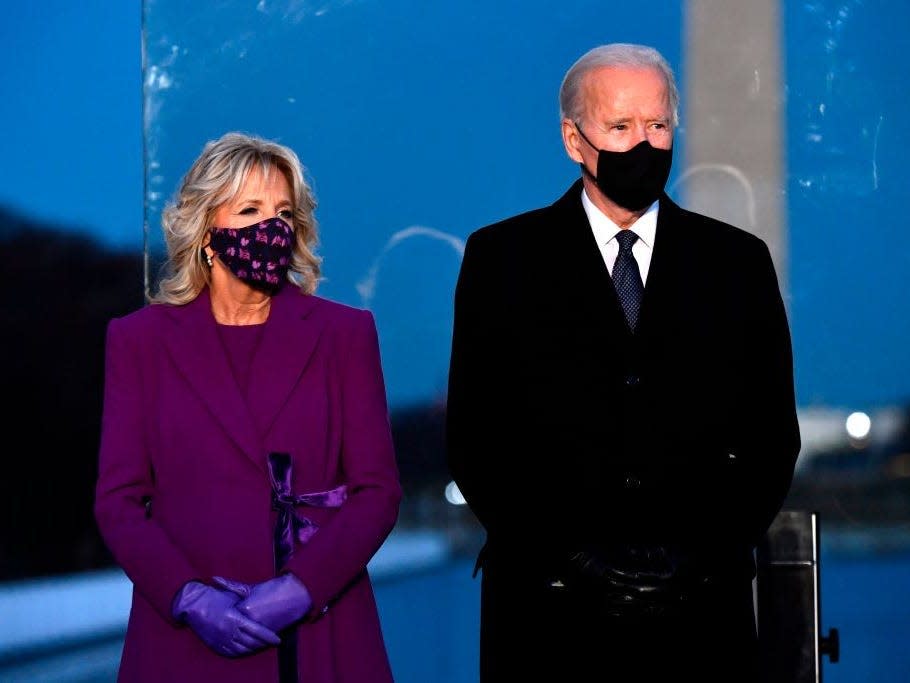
[784,2,910,514]
[141,0,682,525]
[140,3,910,678]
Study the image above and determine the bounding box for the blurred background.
[1,0,908,680]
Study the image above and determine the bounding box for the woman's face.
[211,165,294,230]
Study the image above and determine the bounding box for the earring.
[202,249,213,267]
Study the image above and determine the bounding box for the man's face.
[563,65,673,169]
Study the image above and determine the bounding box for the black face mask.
[576,124,673,211]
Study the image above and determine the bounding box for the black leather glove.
[564,544,703,619]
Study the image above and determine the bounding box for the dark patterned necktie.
[612,230,644,331]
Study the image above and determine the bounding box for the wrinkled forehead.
[580,65,671,117]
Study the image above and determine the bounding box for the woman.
[94,131,401,682]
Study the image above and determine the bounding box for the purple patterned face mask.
[208,216,294,294]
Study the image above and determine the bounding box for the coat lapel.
[247,288,326,440]
[552,181,634,343]
[161,289,264,471]
[635,193,686,341]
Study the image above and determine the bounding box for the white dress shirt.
[581,188,658,285]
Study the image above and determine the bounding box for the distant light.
[845,411,871,440]
[444,481,466,505]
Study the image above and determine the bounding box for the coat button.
[624,375,640,386]
[624,475,641,489]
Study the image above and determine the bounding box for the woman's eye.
[239,207,257,215]
[279,209,294,219]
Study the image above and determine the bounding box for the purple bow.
[268,452,347,570]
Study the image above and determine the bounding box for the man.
[445,43,800,682]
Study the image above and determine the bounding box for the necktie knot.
[615,229,639,253]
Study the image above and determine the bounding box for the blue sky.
[0,1,142,248]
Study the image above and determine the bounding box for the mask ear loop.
[573,122,601,183]
[574,121,600,152]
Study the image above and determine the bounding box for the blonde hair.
[150,131,321,304]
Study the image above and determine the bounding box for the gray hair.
[151,131,322,305]
[559,43,679,127]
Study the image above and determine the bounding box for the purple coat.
[94,287,402,683]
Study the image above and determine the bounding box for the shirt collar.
[581,187,658,248]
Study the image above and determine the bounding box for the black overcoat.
[446,180,801,682]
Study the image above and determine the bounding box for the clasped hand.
[174,581,281,658]
[175,573,312,658]
[565,544,699,619]
[213,572,313,633]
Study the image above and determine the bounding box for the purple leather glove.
[172,581,281,657]
[213,573,313,632]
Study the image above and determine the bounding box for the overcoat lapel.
[634,194,685,342]
[161,289,263,471]
[160,288,325,472]
[543,185,701,357]
[247,288,325,439]
[550,182,634,344]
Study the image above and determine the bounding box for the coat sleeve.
[718,239,802,553]
[94,316,201,622]
[284,309,402,612]
[445,231,526,544]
